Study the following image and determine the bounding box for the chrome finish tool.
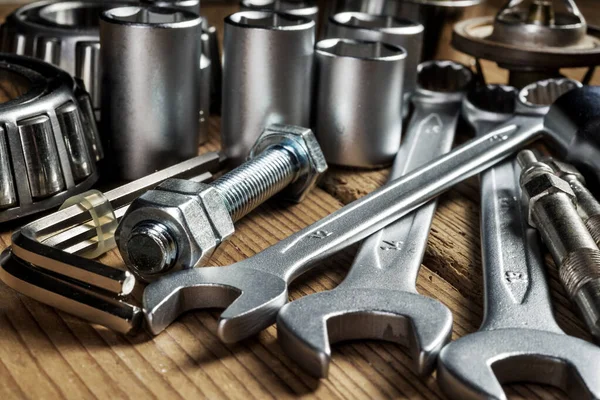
[314,38,407,167]
[519,151,600,342]
[141,78,589,344]
[326,12,423,115]
[240,0,319,22]
[0,152,223,334]
[116,125,327,282]
[0,53,102,223]
[222,10,315,166]
[276,60,473,378]
[100,5,202,181]
[141,0,222,118]
[437,148,600,400]
[328,0,482,60]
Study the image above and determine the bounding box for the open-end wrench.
[274,60,473,378]
[436,87,600,400]
[143,77,590,344]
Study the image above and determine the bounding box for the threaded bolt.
[518,150,600,341]
[212,146,299,222]
[542,159,600,248]
[126,146,300,276]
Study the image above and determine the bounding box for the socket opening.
[228,10,313,29]
[417,61,473,93]
[466,85,517,114]
[241,0,315,10]
[144,0,199,8]
[332,12,422,32]
[316,38,405,60]
[519,78,581,107]
[104,6,191,24]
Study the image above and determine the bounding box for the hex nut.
[248,124,328,202]
[522,172,576,227]
[116,179,234,281]
[542,157,585,184]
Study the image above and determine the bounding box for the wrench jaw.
[414,60,474,104]
[277,289,453,378]
[519,78,583,109]
[143,265,288,342]
[462,85,518,133]
[437,330,600,400]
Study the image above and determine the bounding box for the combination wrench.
[437,85,600,400]
[143,77,591,344]
[275,60,473,378]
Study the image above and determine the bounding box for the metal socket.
[327,0,482,60]
[199,52,211,145]
[314,38,406,167]
[100,6,202,181]
[327,12,423,115]
[222,11,315,166]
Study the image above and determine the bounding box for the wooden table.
[1,2,599,399]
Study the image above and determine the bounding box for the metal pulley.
[453,0,600,87]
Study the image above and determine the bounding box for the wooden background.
[1,1,600,399]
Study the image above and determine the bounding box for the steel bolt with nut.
[518,150,600,341]
[116,124,328,282]
[543,158,600,246]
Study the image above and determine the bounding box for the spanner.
[437,86,600,400]
[275,60,472,378]
[143,77,588,344]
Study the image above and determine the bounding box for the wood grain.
[0,1,598,399]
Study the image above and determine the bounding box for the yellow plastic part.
[59,190,117,259]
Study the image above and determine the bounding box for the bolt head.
[542,157,585,184]
[248,124,328,202]
[116,179,234,282]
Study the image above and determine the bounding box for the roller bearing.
[0,53,102,222]
[0,0,137,116]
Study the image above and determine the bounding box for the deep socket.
[100,6,201,181]
[221,10,315,166]
[314,38,406,167]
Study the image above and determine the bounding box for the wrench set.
[1,0,600,398]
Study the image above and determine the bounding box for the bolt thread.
[559,248,600,298]
[213,146,299,222]
[586,216,600,247]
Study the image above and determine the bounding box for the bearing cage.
[0,53,102,222]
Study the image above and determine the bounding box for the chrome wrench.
[274,60,472,378]
[143,77,585,343]
[437,85,600,400]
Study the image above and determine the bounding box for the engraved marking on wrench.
[310,230,333,240]
[498,194,529,304]
[380,240,403,251]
